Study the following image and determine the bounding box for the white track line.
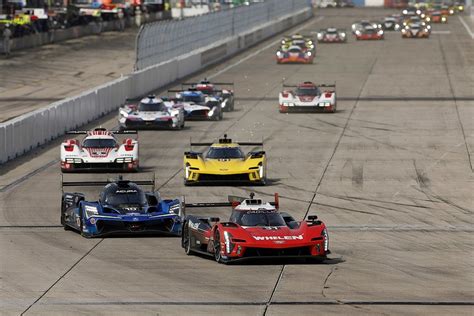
[458,16,474,39]
[432,30,451,34]
[208,16,325,79]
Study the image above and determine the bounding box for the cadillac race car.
[181,79,235,112]
[181,193,330,264]
[354,25,384,40]
[316,28,347,43]
[351,20,382,33]
[169,89,223,120]
[402,23,430,38]
[118,95,185,130]
[183,134,266,185]
[402,16,431,30]
[279,81,336,113]
[61,176,183,237]
[276,46,314,64]
[381,16,401,30]
[60,128,138,172]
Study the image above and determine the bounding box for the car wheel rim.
[214,232,221,262]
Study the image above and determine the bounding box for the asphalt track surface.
[1,8,473,316]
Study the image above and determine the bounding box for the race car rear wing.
[282,82,336,90]
[190,134,263,147]
[184,193,279,209]
[66,130,138,135]
[61,175,155,192]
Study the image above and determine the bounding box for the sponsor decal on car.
[253,235,304,241]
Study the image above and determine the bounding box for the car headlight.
[426,17,430,21]
[402,29,406,33]
[281,40,285,45]
[355,30,361,35]
[84,205,98,218]
[276,51,283,58]
[372,23,377,28]
[416,9,421,14]
[120,110,128,117]
[317,33,323,39]
[426,25,431,29]
[458,5,463,10]
[424,28,429,32]
[340,32,346,37]
[223,231,234,254]
[378,30,384,35]
[259,165,264,178]
[395,24,400,29]
[403,9,408,14]
[306,51,312,56]
[442,17,446,21]
[449,9,453,14]
[208,108,215,117]
[322,228,329,252]
[185,164,190,178]
[307,40,313,45]
[221,99,228,108]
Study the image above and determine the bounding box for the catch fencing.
[135,0,310,70]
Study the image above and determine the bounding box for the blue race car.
[60,176,183,237]
[168,88,223,121]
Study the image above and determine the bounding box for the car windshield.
[233,211,286,227]
[296,87,320,96]
[206,147,244,159]
[288,48,301,53]
[182,94,203,103]
[327,29,338,33]
[105,190,147,208]
[82,138,117,148]
[138,102,166,112]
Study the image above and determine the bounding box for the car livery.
[279,81,336,113]
[316,28,347,43]
[354,25,384,40]
[181,193,330,264]
[119,95,185,130]
[183,134,266,185]
[429,11,448,23]
[60,128,138,172]
[181,79,235,112]
[276,45,314,64]
[61,177,183,237]
[169,89,223,121]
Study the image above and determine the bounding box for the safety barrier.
[0,5,312,164]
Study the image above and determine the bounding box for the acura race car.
[181,193,330,264]
[183,134,266,185]
[60,128,138,172]
[181,79,235,112]
[169,88,223,120]
[61,176,183,237]
[119,95,185,130]
[279,81,336,113]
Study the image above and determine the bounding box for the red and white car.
[60,128,139,172]
[278,81,336,113]
[354,26,384,40]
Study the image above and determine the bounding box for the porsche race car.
[181,79,235,112]
[60,128,138,172]
[61,176,183,237]
[276,45,314,64]
[316,28,347,43]
[279,81,336,113]
[183,134,266,185]
[401,23,430,38]
[119,95,185,130]
[182,193,330,264]
[351,20,382,33]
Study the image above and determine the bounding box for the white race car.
[60,128,139,172]
[278,81,336,113]
[119,95,185,130]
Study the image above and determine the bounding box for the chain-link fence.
[135,0,311,70]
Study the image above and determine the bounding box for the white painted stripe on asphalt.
[458,16,474,39]
[208,16,325,79]
[432,30,451,34]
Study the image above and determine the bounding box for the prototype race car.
[119,95,185,130]
[183,135,266,185]
[281,34,314,50]
[60,128,138,172]
[169,89,223,120]
[381,16,401,30]
[181,79,235,112]
[181,193,330,264]
[276,45,314,64]
[401,23,430,38]
[354,26,384,40]
[279,81,336,113]
[316,28,347,43]
[402,16,432,30]
[351,20,382,33]
[61,176,183,237]
[429,11,448,23]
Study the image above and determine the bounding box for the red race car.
[276,46,314,64]
[354,26,384,40]
[181,193,330,264]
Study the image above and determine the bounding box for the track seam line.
[20,239,104,316]
[263,54,379,316]
[437,34,473,172]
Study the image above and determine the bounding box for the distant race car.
[316,28,347,43]
[402,16,431,30]
[183,134,266,185]
[169,89,223,120]
[281,34,314,49]
[381,16,401,31]
[181,79,235,112]
[60,128,138,172]
[354,26,384,40]
[119,95,185,130]
[181,193,330,264]
[278,81,336,113]
[402,6,424,16]
[401,23,430,38]
[276,45,314,64]
[351,20,382,33]
[429,11,448,23]
[61,176,183,237]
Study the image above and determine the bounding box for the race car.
[183,134,266,185]
[430,4,454,15]
[402,6,424,16]
[354,26,384,40]
[169,89,223,120]
[60,176,183,237]
[181,193,330,264]
[351,20,382,34]
[316,28,347,43]
[181,79,235,112]
[60,128,138,172]
[429,11,448,23]
[453,1,464,12]
[279,81,336,113]
[118,95,185,130]
[401,23,430,38]
[381,16,401,31]
[402,16,432,30]
[276,46,314,64]
[281,34,314,49]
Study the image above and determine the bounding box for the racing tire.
[61,212,71,231]
[214,230,224,263]
[182,222,193,255]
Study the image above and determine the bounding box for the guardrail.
[0,3,312,164]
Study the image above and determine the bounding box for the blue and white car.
[170,89,223,121]
[61,177,183,237]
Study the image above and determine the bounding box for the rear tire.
[182,222,193,255]
[214,230,223,263]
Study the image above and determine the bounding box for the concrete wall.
[0,7,312,164]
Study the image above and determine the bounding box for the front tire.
[214,230,224,263]
[182,222,193,255]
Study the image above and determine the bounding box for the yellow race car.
[183,135,266,185]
